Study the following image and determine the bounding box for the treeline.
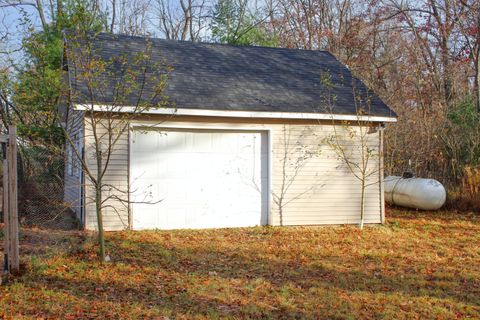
[1,0,479,206]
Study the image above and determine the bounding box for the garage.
[66,33,396,231]
[130,128,269,230]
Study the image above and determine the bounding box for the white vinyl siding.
[63,109,84,221]
[67,143,73,176]
[82,115,383,231]
[66,133,81,178]
[270,125,381,225]
[83,117,130,231]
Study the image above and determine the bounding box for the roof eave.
[73,104,397,123]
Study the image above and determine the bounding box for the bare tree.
[63,32,172,261]
[326,121,382,229]
[269,0,354,50]
[455,0,480,111]
[151,0,210,41]
[111,0,151,35]
[153,0,186,39]
[321,73,383,229]
[383,0,463,109]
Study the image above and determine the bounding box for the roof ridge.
[93,31,332,54]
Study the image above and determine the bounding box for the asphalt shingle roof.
[66,32,396,118]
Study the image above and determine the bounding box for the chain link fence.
[17,145,79,230]
[1,141,83,278]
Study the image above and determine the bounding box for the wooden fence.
[2,125,19,275]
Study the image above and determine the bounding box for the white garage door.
[130,128,268,230]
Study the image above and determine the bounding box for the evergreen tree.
[211,0,277,46]
[11,1,107,147]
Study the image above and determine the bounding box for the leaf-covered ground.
[1,210,479,319]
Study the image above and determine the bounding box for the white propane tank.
[385,176,446,210]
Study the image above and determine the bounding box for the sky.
[1,3,42,67]
[0,0,213,67]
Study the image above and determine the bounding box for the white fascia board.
[73,104,398,123]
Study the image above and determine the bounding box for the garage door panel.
[131,128,268,230]
[191,132,214,152]
[165,207,187,229]
[131,154,159,175]
[165,156,189,178]
[131,178,165,206]
[133,130,159,150]
[132,203,159,230]
[212,133,238,153]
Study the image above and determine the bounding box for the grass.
[0,209,479,319]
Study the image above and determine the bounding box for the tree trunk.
[57,0,63,22]
[476,54,480,112]
[95,183,106,262]
[359,181,365,230]
[475,10,480,113]
[110,0,116,33]
[96,147,106,262]
[35,0,48,31]
[180,0,190,41]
